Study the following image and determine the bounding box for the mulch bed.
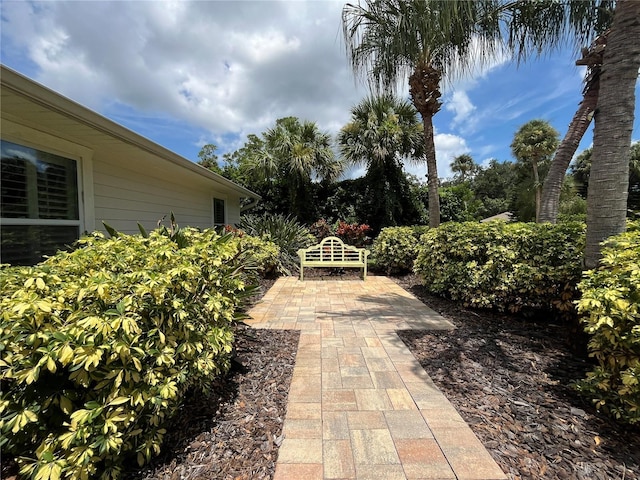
[394,274,640,480]
[128,320,299,480]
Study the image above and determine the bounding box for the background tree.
[539,29,609,223]
[338,94,425,232]
[243,117,343,221]
[342,0,504,228]
[450,154,478,183]
[197,143,224,175]
[439,183,482,222]
[510,119,560,222]
[469,159,517,218]
[571,142,640,216]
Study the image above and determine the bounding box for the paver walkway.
[246,276,506,480]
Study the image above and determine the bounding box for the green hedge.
[576,223,640,424]
[414,221,585,314]
[0,227,262,480]
[371,226,428,274]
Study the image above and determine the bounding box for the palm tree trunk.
[409,61,442,228]
[585,0,640,268]
[422,115,441,227]
[532,160,541,222]
[539,80,599,223]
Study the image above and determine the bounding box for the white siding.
[1,67,254,242]
[92,151,242,234]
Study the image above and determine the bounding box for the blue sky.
[1,0,639,181]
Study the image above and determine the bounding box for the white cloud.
[4,0,636,177]
[446,90,477,129]
[403,132,471,181]
[1,0,365,153]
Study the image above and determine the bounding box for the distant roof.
[480,212,514,223]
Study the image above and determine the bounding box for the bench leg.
[362,263,367,281]
[300,265,304,281]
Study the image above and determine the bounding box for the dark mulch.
[394,274,640,480]
[128,322,298,480]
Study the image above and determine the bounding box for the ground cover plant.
[0,225,272,480]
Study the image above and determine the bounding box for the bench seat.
[297,236,369,281]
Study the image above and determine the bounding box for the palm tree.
[496,0,639,266]
[338,94,424,231]
[538,30,608,224]
[246,117,344,220]
[584,0,640,267]
[510,120,560,222]
[450,154,477,183]
[342,0,503,227]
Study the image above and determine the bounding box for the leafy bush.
[236,234,281,277]
[310,218,335,242]
[371,226,428,274]
[414,221,585,315]
[575,223,640,424]
[238,213,315,274]
[0,227,256,480]
[335,220,372,248]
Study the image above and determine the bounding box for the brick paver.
[246,276,506,480]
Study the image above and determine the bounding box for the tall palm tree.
[510,120,560,223]
[538,30,608,224]
[584,0,640,267]
[496,0,639,266]
[247,117,344,220]
[342,0,503,227]
[338,94,424,231]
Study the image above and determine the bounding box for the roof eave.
[0,64,261,200]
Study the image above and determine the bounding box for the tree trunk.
[538,80,599,223]
[585,0,640,268]
[409,61,442,228]
[422,115,441,227]
[532,159,541,222]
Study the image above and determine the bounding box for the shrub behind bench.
[414,221,586,316]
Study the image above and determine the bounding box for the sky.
[1,0,639,181]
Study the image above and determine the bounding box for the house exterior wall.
[1,66,259,265]
[91,151,242,234]
[2,116,244,236]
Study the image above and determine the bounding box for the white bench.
[297,236,370,281]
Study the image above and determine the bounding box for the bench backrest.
[299,236,368,262]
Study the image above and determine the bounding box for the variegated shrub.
[0,227,267,480]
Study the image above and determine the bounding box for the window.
[213,197,225,225]
[1,140,81,265]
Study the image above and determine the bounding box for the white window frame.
[1,137,86,263]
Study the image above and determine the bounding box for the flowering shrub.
[335,221,372,247]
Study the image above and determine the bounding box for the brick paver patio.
[246,275,506,480]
